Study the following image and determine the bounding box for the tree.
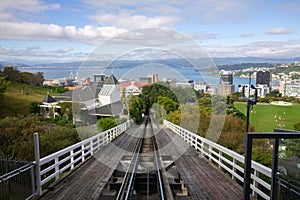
[3,66,20,82]
[211,95,226,115]
[97,117,117,131]
[0,77,10,97]
[34,72,44,86]
[20,72,34,85]
[129,95,146,124]
[58,102,73,120]
[29,101,41,114]
[0,114,80,160]
[157,96,179,114]
[198,97,211,107]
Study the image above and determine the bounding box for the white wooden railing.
[34,121,129,194]
[164,119,272,199]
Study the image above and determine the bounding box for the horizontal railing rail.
[0,160,35,200]
[163,119,272,199]
[35,121,129,195]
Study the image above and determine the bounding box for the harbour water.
[18,65,255,92]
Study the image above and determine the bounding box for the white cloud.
[0,0,60,21]
[89,14,178,29]
[204,40,300,58]
[85,0,256,24]
[265,27,294,35]
[0,21,127,43]
[239,34,254,38]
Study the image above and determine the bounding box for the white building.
[256,84,270,98]
[280,80,300,98]
[238,84,256,98]
[98,74,120,106]
[194,82,207,92]
[121,81,150,96]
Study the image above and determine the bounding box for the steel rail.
[116,117,165,200]
[150,118,165,200]
[116,118,147,200]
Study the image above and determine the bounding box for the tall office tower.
[148,74,158,83]
[218,71,234,96]
[220,71,233,85]
[256,71,271,87]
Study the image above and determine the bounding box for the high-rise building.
[220,71,233,85]
[218,71,234,95]
[256,71,271,87]
[147,74,158,83]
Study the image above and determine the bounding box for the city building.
[220,70,233,85]
[194,82,208,93]
[139,76,152,83]
[256,84,270,98]
[139,74,158,83]
[98,74,120,106]
[280,80,300,98]
[93,74,105,82]
[238,84,256,98]
[176,80,194,88]
[256,71,271,87]
[218,71,234,96]
[119,81,150,96]
[218,84,235,96]
[162,77,176,87]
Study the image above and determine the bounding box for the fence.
[163,119,272,199]
[34,121,129,196]
[0,159,35,200]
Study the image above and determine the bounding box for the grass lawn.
[234,102,300,132]
[0,83,59,118]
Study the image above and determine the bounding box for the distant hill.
[0,62,29,69]
[217,62,281,71]
[212,57,300,65]
[1,57,300,70]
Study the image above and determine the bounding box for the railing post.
[70,150,74,170]
[232,158,236,180]
[252,169,259,197]
[55,158,59,181]
[208,145,212,161]
[81,144,85,162]
[199,140,204,155]
[90,140,94,156]
[33,132,42,196]
[218,151,222,169]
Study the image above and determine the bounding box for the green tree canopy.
[157,96,179,114]
[0,77,10,97]
[129,95,146,124]
[97,117,117,131]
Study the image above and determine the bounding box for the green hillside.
[0,83,59,118]
[234,102,300,132]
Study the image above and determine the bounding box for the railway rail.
[101,116,166,199]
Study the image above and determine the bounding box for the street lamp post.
[239,72,258,200]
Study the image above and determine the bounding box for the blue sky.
[0,0,300,64]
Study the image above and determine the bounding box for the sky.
[0,0,300,64]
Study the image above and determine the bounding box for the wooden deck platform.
[39,126,144,200]
[155,123,243,200]
[40,124,242,199]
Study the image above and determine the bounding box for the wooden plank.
[39,127,141,200]
[156,128,243,200]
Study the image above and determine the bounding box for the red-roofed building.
[119,81,150,96]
